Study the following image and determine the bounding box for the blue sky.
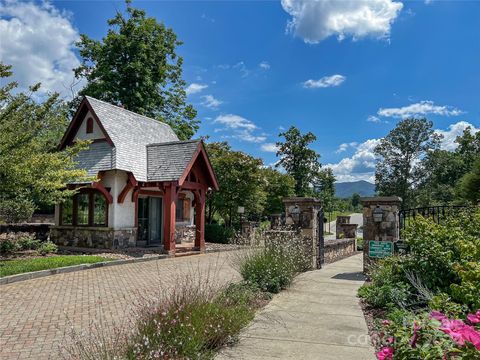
[1,0,479,182]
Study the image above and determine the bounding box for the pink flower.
[376,346,394,360]
[467,310,480,325]
[409,322,421,348]
[387,337,394,344]
[382,320,391,326]
[430,311,448,322]
[439,319,466,345]
[458,325,480,350]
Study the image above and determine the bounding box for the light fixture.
[290,204,301,223]
[373,206,384,223]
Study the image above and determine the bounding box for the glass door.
[148,197,162,245]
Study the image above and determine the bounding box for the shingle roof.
[85,96,179,181]
[147,140,201,182]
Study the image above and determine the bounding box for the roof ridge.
[84,95,172,130]
[147,139,201,147]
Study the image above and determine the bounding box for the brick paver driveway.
[0,252,240,360]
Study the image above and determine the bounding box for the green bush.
[16,235,41,250]
[0,198,35,223]
[238,235,306,294]
[37,241,58,256]
[205,223,234,244]
[124,283,263,359]
[0,238,17,255]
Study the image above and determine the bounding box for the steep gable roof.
[85,97,179,181]
[147,140,219,190]
[60,96,179,181]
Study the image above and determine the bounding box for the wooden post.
[163,183,177,255]
[194,189,206,253]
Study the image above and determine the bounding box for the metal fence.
[399,205,472,231]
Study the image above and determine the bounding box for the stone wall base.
[50,226,138,249]
[175,224,195,244]
[324,238,356,264]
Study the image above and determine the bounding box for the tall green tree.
[206,142,266,226]
[457,158,480,204]
[374,118,441,208]
[261,167,295,215]
[74,0,198,140]
[0,64,90,222]
[314,168,336,212]
[416,127,480,206]
[276,126,321,196]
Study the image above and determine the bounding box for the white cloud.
[378,101,464,118]
[436,121,480,151]
[0,0,82,98]
[235,131,267,143]
[186,83,208,95]
[259,61,271,70]
[214,114,267,143]
[326,139,381,182]
[367,115,381,123]
[214,114,257,131]
[201,95,222,109]
[335,142,358,153]
[261,143,279,152]
[233,61,250,78]
[281,0,403,44]
[303,74,346,88]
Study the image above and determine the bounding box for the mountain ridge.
[334,180,375,198]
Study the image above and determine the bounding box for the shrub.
[16,235,41,250]
[237,232,306,293]
[0,198,35,223]
[375,310,480,359]
[0,238,17,255]
[37,241,58,255]
[205,224,234,244]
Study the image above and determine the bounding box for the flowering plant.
[375,310,480,359]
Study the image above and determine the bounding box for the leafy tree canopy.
[74,0,198,140]
[374,118,441,208]
[261,167,295,216]
[0,63,90,222]
[276,126,321,196]
[205,142,266,226]
[457,158,480,204]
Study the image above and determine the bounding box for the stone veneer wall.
[324,238,356,264]
[50,226,137,249]
[175,225,195,244]
[0,223,52,242]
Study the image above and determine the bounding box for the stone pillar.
[361,196,402,272]
[283,197,322,269]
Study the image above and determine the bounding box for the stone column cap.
[283,197,322,205]
[361,196,402,204]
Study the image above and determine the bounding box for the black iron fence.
[399,205,472,231]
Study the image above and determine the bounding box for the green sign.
[368,241,393,258]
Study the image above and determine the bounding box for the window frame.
[60,189,109,227]
[86,117,94,134]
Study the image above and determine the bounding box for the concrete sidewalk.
[217,254,374,360]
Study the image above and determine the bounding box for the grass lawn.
[0,255,111,277]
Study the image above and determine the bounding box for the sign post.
[368,241,393,258]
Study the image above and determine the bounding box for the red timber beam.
[193,188,206,253]
[91,182,113,204]
[163,182,179,255]
[118,172,138,204]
